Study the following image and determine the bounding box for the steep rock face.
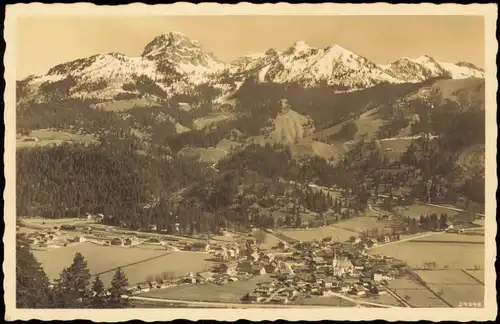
[21,32,228,102]
[141,32,226,80]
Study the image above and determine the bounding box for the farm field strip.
[461,270,485,285]
[294,295,356,307]
[369,241,484,269]
[276,225,356,243]
[389,287,451,308]
[140,275,273,303]
[414,270,483,285]
[91,251,173,277]
[33,243,215,287]
[426,284,484,308]
[410,232,484,243]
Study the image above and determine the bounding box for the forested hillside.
[16,33,486,231]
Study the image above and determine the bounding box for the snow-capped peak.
[382,55,484,82]
[231,41,398,89]
[292,40,312,52]
[141,31,203,58]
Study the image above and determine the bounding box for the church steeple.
[332,247,338,270]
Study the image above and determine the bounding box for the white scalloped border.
[3,3,498,322]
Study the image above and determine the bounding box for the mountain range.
[18,31,484,103]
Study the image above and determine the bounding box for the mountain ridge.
[18,32,484,104]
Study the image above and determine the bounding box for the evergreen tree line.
[17,138,373,233]
[17,234,130,309]
[403,213,449,234]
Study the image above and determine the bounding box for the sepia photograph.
[4,3,497,322]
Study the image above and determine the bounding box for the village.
[18,191,484,308]
[118,229,409,306]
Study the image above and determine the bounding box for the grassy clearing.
[357,293,403,307]
[312,109,384,143]
[370,239,484,270]
[387,278,449,308]
[411,232,484,243]
[277,225,356,243]
[33,243,169,280]
[33,242,215,287]
[392,204,460,219]
[463,270,485,284]
[332,215,390,233]
[290,139,349,161]
[140,274,273,303]
[414,270,481,285]
[294,296,356,307]
[17,129,97,148]
[257,230,281,251]
[427,284,484,308]
[377,139,413,161]
[21,217,94,230]
[97,251,215,287]
[92,98,157,112]
[192,113,237,130]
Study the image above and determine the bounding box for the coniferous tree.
[108,268,129,308]
[90,275,107,308]
[16,234,51,308]
[53,252,91,308]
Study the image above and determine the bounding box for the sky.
[16,15,485,79]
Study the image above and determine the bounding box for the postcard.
[4,2,497,322]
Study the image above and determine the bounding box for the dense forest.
[17,138,375,232]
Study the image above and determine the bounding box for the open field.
[257,230,282,250]
[377,138,413,160]
[16,129,98,148]
[386,278,449,308]
[294,295,356,307]
[411,232,484,243]
[463,270,485,284]
[277,225,356,243]
[312,109,384,143]
[414,270,482,285]
[357,292,403,307]
[392,204,460,219]
[193,113,237,130]
[276,213,402,243]
[92,98,158,111]
[33,243,215,287]
[413,270,485,307]
[427,284,484,308]
[97,251,215,287]
[20,217,95,229]
[331,215,393,233]
[370,233,484,269]
[140,274,273,303]
[33,243,170,280]
[289,139,349,162]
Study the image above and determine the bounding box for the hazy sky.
[16,15,485,79]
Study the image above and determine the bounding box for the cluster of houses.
[107,236,141,246]
[24,228,86,248]
[210,244,241,261]
[238,237,407,304]
[350,234,401,249]
[119,231,410,306]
